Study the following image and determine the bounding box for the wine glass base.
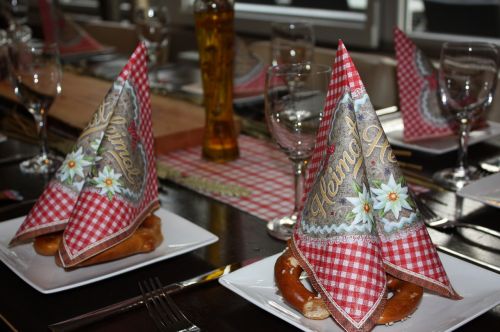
[20,154,63,174]
[267,215,297,241]
[432,166,479,191]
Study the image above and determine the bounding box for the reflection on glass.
[238,0,367,11]
[265,63,331,241]
[408,0,500,38]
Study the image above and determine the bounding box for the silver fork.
[139,277,201,332]
[414,194,500,239]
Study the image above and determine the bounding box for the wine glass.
[9,40,62,174]
[265,63,331,240]
[271,21,315,66]
[134,1,170,86]
[433,42,499,190]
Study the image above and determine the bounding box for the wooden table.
[0,71,206,154]
[1,88,500,332]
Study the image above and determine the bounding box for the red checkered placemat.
[157,135,294,222]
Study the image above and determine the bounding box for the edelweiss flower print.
[346,183,374,232]
[93,165,123,200]
[58,147,92,184]
[290,40,460,332]
[371,174,412,220]
[10,73,126,243]
[11,43,160,268]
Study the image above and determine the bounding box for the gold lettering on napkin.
[362,124,396,164]
[309,114,362,218]
[105,115,142,185]
[80,103,113,139]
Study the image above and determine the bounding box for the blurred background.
[3,0,500,121]
[5,0,500,58]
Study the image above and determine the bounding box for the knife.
[48,260,253,331]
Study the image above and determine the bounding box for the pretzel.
[33,214,163,268]
[274,248,423,324]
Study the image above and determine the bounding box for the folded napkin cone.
[39,0,110,58]
[394,27,486,142]
[289,40,460,332]
[394,27,455,141]
[10,43,160,267]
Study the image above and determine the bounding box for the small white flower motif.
[90,132,104,151]
[94,166,122,199]
[346,184,374,227]
[371,174,412,219]
[59,147,91,183]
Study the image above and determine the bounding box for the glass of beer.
[194,0,239,163]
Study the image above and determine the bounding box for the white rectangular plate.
[220,253,500,332]
[457,172,500,208]
[0,208,218,294]
[381,114,500,154]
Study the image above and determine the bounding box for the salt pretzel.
[274,248,423,324]
[377,275,423,325]
[33,214,163,268]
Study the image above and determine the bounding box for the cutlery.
[0,313,17,332]
[479,156,500,173]
[397,161,422,171]
[392,149,412,158]
[402,171,446,192]
[139,277,200,332]
[415,194,500,239]
[375,105,398,117]
[48,259,256,331]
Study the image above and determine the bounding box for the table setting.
[1,2,500,332]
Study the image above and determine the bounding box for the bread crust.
[33,214,163,268]
[274,247,423,325]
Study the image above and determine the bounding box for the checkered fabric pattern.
[39,0,106,57]
[381,224,451,286]
[291,41,387,332]
[11,43,159,266]
[157,134,427,224]
[302,41,364,203]
[293,238,386,321]
[59,43,159,266]
[291,41,459,332]
[158,135,294,222]
[394,28,454,142]
[12,184,74,240]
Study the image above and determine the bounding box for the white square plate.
[457,172,500,208]
[0,208,218,294]
[380,113,500,154]
[220,253,500,332]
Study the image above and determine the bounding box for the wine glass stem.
[291,159,307,218]
[456,115,472,173]
[33,111,49,158]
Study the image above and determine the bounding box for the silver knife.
[48,260,254,331]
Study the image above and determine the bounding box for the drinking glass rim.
[24,39,58,49]
[271,21,313,29]
[441,41,499,54]
[267,63,332,77]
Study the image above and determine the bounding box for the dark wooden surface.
[1,126,500,331]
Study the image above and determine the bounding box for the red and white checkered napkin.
[157,135,295,222]
[11,43,159,267]
[39,0,108,57]
[290,41,460,332]
[394,27,456,142]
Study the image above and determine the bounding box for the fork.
[139,277,201,332]
[414,194,500,239]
